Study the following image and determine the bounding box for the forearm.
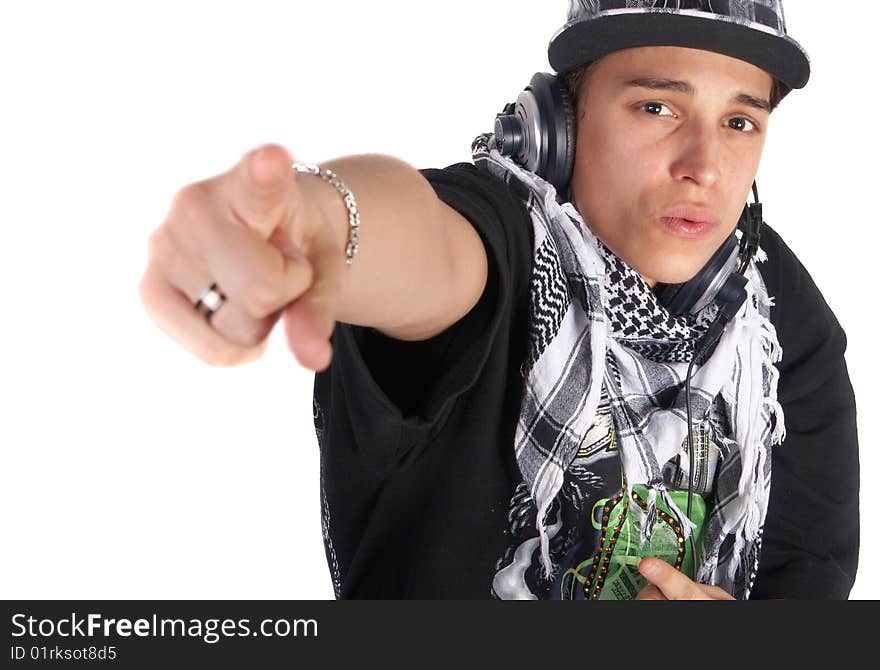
[297,153,465,340]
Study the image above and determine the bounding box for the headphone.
[493,72,764,320]
[494,72,768,580]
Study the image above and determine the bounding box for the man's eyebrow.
[623,78,772,113]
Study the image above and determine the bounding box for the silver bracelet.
[291,161,360,267]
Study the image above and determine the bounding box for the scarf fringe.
[626,484,699,552]
[710,267,783,589]
[662,487,698,539]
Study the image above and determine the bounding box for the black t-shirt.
[311,162,859,599]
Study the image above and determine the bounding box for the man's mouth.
[658,217,716,239]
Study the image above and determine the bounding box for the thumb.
[228,143,295,240]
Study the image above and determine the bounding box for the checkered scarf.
[472,133,787,598]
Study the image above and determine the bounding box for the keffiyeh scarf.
[471,133,787,598]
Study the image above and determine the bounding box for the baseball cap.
[549,1,810,94]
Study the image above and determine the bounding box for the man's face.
[569,46,773,286]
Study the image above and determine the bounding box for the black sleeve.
[312,161,533,472]
[750,223,860,599]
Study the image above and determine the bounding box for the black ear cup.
[557,81,577,194]
[494,73,577,194]
[654,233,741,316]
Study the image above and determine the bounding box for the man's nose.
[668,121,723,189]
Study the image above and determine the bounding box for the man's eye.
[642,102,674,117]
[728,117,758,133]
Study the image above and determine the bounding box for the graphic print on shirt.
[491,384,620,599]
[313,397,342,599]
[490,384,722,600]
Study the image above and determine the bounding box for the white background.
[1,1,875,599]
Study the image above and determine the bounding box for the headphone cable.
[684,313,728,581]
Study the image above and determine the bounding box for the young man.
[140,2,858,599]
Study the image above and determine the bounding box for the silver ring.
[193,282,227,322]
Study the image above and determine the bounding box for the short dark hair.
[560,60,790,112]
[560,60,601,109]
